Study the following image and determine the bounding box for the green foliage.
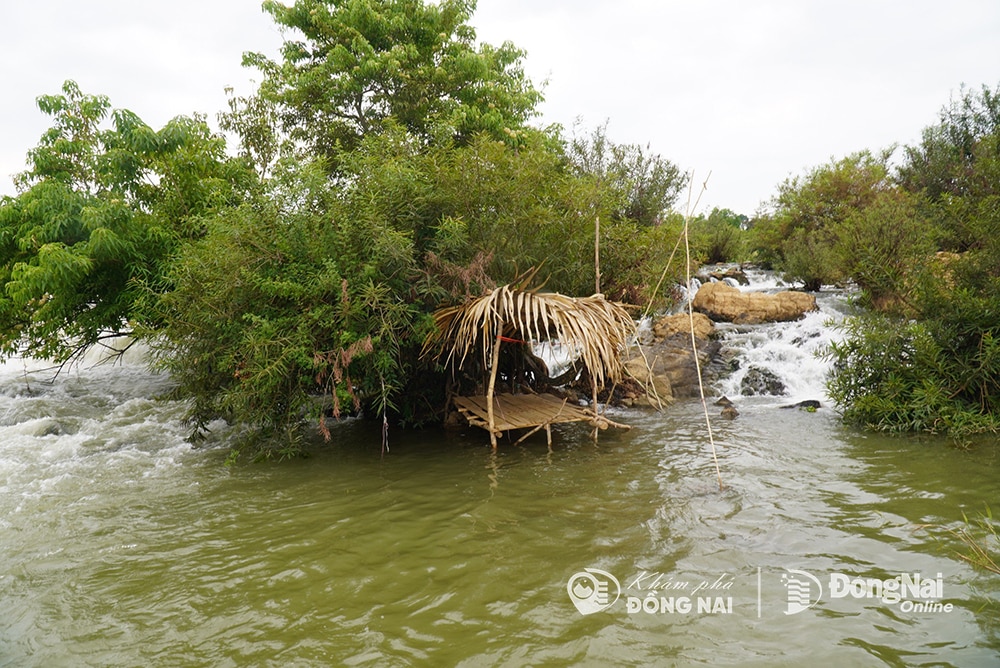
[428,130,602,296]
[688,207,750,264]
[758,150,896,290]
[156,123,623,456]
[597,216,688,306]
[242,0,542,170]
[833,189,936,311]
[779,228,840,292]
[826,312,1000,439]
[155,158,438,458]
[826,232,1000,440]
[827,84,1000,438]
[1,4,698,460]
[898,83,1000,207]
[950,506,1000,574]
[566,122,687,227]
[0,81,251,363]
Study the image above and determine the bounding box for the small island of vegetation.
[0,0,997,459]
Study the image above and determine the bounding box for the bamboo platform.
[452,393,630,446]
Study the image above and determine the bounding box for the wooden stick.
[513,398,567,446]
[486,331,503,449]
[595,214,601,295]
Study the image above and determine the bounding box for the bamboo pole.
[683,171,724,491]
[486,331,503,449]
[594,214,601,295]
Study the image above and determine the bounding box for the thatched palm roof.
[425,285,636,389]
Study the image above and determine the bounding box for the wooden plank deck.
[452,393,629,445]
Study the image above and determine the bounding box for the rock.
[714,395,734,407]
[626,332,723,400]
[711,267,750,286]
[624,357,674,407]
[779,400,822,410]
[651,312,715,341]
[740,366,786,396]
[625,303,730,405]
[692,282,818,325]
[697,264,750,286]
[720,405,739,419]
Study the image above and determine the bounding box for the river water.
[2,281,999,666]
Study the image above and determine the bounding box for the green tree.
[566,122,687,227]
[1,4,697,460]
[833,188,935,312]
[155,154,434,456]
[688,207,750,264]
[897,83,1000,251]
[760,150,896,290]
[158,120,631,457]
[897,84,1000,203]
[0,81,250,364]
[828,84,1000,438]
[239,0,542,171]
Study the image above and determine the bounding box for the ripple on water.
[1,321,999,665]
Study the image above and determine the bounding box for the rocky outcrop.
[692,282,817,325]
[697,265,750,286]
[740,366,786,396]
[624,356,674,407]
[651,312,715,340]
[624,311,723,406]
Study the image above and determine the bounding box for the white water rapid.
[710,267,854,404]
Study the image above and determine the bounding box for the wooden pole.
[591,373,599,443]
[486,331,503,449]
[594,214,601,295]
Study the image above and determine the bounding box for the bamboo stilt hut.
[423,285,636,447]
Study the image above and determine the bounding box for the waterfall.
[709,270,853,403]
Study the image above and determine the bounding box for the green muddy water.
[2,354,999,667]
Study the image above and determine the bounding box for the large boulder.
[692,281,817,324]
[624,357,674,407]
[625,311,723,403]
[652,312,715,340]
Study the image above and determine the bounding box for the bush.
[827,291,1000,440]
[688,208,750,264]
[833,189,936,312]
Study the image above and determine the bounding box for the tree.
[833,188,934,312]
[760,150,896,290]
[688,207,750,264]
[0,5,696,460]
[156,121,630,457]
[828,84,1000,439]
[0,81,251,364]
[897,83,1000,204]
[897,83,1000,251]
[238,0,542,171]
[566,122,687,227]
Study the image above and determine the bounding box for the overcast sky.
[2,1,998,215]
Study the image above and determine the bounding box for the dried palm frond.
[424,285,636,389]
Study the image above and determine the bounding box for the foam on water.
[705,271,854,403]
[714,296,848,402]
[0,346,210,510]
